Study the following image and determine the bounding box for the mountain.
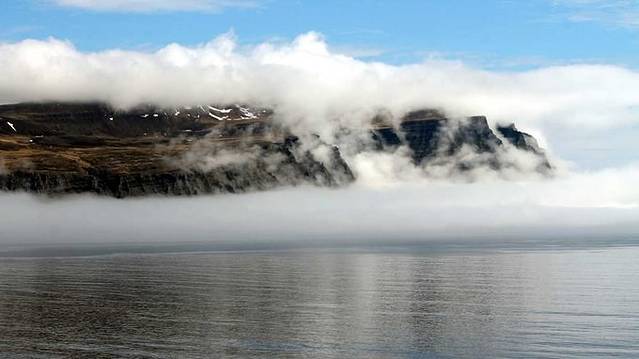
[0,102,551,197]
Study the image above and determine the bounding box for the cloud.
[50,0,261,12]
[1,164,638,245]
[1,32,638,169]
[0,33,638,130]
[551,0,639,29]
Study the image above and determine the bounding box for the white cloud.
[1,164,639,244]
[1,32,638,130]
[51,0,261,12]
[1,32,638,168]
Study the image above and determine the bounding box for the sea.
[1,238,638,358]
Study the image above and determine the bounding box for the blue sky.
[2,0,639,69]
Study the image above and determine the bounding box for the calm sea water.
[1,243,638,358]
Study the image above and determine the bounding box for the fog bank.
[1,165,638,246]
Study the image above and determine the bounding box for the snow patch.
[6,122,16,132]
[238,106,257,119]
[208,112,228,121]
[208,105,232,114]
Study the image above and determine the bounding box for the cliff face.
[0,140,353,198]
[0,103,550,197]
[373,114,502,162]
[372,111,552,173]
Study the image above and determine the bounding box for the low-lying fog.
[2,164,638,246]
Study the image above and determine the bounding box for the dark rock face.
[371,111,550,173]
[0,135,353,198]
[373,113,503,163]
[0,102,550,197]
[497,124,552,171]
[0,157,349,198]
[497,124,541,153]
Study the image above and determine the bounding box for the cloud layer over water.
[1,164,638,245]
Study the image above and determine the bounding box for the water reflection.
[1,247,639,358]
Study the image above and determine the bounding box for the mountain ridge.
[0,102,551,197]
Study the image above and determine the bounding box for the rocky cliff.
[0,103,551,197]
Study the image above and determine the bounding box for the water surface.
[1,244,638,358]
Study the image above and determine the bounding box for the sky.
[2,0,639,68]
